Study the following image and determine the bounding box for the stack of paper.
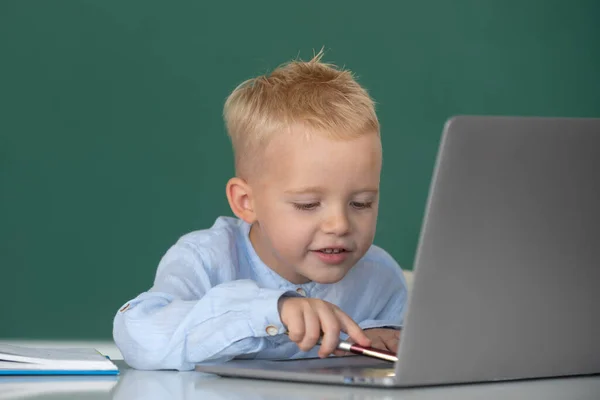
[0,344,119,375]
[0,376,118,400]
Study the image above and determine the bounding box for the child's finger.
[383,336,400,352]
[370,338,387,351]
[333,307,371,347]
[333,349,351,357]
[317,305,342,357]
[283,302,306,344]
[298,304,321,352]
[380,330,400,352]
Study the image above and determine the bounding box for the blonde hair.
[223,51,380,177]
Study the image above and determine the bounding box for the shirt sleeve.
[356,250,409,332]
[113,243,296,371]
[357,281,407,331]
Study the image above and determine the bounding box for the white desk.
[1,341,599,399]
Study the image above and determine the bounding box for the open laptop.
[196,116,600,387]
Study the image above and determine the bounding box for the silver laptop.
[196,116,600,387]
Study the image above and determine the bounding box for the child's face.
[248,127,382,284]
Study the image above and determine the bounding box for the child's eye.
[293,202,320,211]
[350,201,373,210]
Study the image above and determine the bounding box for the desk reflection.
[1,361,599,400]
[111,361,600,400]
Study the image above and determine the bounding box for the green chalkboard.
[1,0,599,339]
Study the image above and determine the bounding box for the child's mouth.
[312,248,350,264]
[318,248,346,254]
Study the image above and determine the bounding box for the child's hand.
[362,328,401,352]
[278,297,372,358]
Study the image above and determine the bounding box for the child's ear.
[226,177,257,224]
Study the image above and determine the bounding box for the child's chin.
[306,270,348,285]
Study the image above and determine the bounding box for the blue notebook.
[0,344,119,376]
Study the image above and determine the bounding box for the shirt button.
[265,325,279,336]
[296,288,306,296]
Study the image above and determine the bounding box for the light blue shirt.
[113,217,408,370]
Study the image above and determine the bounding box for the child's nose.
[321,210,351,236]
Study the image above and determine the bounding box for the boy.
[113,52,408,371]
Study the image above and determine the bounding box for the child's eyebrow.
[284,187,379,195]
[284,187,325,195]
[352,189,379,196]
